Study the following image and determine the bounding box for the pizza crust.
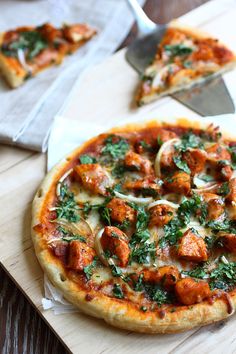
[32,119,236,333]
[0,33,27,88]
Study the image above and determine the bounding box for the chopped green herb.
[111,164,126,178]
[136,206,150,231]
[2,30,48,60]
[113,284,124,299]
[83,257,99,280]
[144,284,170,306]
[157,135,164,146]
[218,182,230,196]
[110,265,123,277]
[79,155,97,164]
[140,140,153,152]
[176,132,204,152]
[182,265,207,279]
[100,206,111,226]
[173,156,191,174]
[102,135,129,161]
[209,261,236,291]
[206,218,236,234]
[114,219,131,231]
[164,44,193,58]
[58,226,86,243]
[204,235,216,249]
[55,183,80,222]
[134,274,144,291]
[131,241,156,264]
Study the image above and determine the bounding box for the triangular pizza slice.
[0,23,96,88]
[136,21,236,106]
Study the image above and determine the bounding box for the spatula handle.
[126,0,157,36]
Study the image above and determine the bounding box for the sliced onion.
[154,138,180,177]
[148,199,179,210]
[56,168,73,199]
[193,175,216,189]
[231,170,236,179]
[17,49,33,73]
[192,183,220,193]
[221,255,229,265]
[55,217,94,246]
[114,190,153,204]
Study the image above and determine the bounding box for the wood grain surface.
[0,1,209,353]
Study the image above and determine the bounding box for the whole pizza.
[32,119,236,333]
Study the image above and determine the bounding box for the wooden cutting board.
[1,1,236,353]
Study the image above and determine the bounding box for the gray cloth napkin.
[0,0,145,151]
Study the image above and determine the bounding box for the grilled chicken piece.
[124,151,153,174]
[206,143,233,181]
[67,241,95,271]
[149,204,174,227]
[164,171,191,195]
[37,23,62,42]
[63,24,96,43]
[135,129,177,154]
[74,163,112,195]
[142,266,180,290]
[182,149,206,176]
[201,193,224,220]
[226,178,236,203]
[100,226,130,267]
[175,278,211,305]
[123,178,162,196]
[177,229,208,262]
[219,233,236,253]
[106,198,136,224]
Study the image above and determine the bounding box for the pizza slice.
[0,23,96,88]
[136,21,236,106]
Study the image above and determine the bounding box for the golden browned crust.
[0,33,26,88]
[32,118,236,333]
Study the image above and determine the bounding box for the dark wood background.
[0,1,209,353]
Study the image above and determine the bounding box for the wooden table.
[0,1,209,353]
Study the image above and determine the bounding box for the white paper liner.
[42,274,79,314]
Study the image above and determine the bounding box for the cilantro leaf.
[79,155,97,164]
[112,284,124,299]
[110,265,123,277]
[176,132,204,152]
[173,156,191,174]
[102,135,129,161]
[99,206,111,226]
[164,44,193,58]
[83,257,99,280]
[209,261,236,291]
[55,183,80,222]
[218,182,230,196]
[144,284,171,306]
[2,30,48,60]
[58,226,86,243]
[182,265,207,279]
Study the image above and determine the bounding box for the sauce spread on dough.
[35,122,236,314]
